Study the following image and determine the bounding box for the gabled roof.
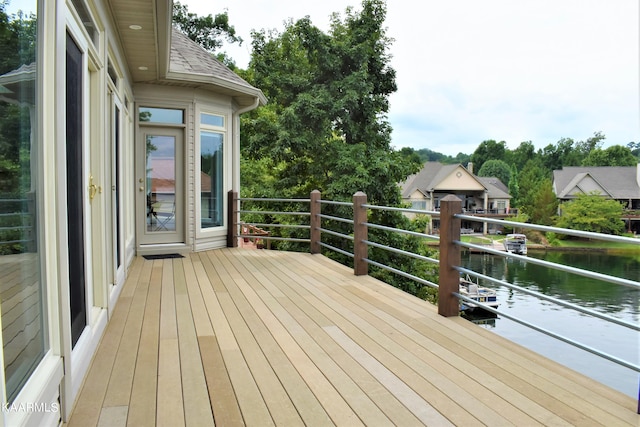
[477,177,511,199]
[400,162,510,198]
[553,166,640,199]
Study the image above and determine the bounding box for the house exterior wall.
[0,1,255,424]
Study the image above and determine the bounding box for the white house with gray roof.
[400,162,512,234]
[553,164,640,233]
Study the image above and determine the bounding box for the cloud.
[185,0,639,155]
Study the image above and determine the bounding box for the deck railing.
[0,196,36,253]
[228,190,640,404]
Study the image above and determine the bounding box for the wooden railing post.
[227,190,238,248]
[353,191,368,276]
[310,190,321,254]
[438,195,462,316]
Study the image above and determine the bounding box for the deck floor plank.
[102,259,151,408]
[126,261,163,427]
[67,248,639,427]
[173,258,215,427]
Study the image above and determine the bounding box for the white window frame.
[196,109,228,238]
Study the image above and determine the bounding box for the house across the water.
[553,164,640,234]
[400,162,513,234]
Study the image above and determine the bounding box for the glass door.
[138,127,184,245]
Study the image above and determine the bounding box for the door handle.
[89,175,102,201]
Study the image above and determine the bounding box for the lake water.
[462,250,640,398]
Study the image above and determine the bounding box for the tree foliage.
[470,140,506,172]
[477,159,510,186]
[243,0,417,204]
[239,0,436,295]
[581,145,637,166]
[555,192,625,235]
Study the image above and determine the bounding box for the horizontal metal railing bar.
[318,214,354,225]
[238,235,310,243]
[365,258,439,289]
[318,200,353,207]
[456,214,640,245]
[456,267,640,332]
[0,240,31,245]
[319,227,353,241]
[364,240,439,265]
[453,292,640,373]
[0,226,31,231]
[239,197,310,203]
[456,240,640,289]
[319,241,354,258]
[0,213,30,217]
[362,204,440,216]
[242,223,310,230]
[364,222,440,241]
[238,210,311,217]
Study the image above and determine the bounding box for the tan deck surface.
[67,248,638,426]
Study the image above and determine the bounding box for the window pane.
[200,132,223,228]
[146,135,176,232]
[201,113,224,127]
[0,3,46,402]
[139,107,183,124]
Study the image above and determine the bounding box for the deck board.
[67,248,639,426]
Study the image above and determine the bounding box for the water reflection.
[462,251,639,397]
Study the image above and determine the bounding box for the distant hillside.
[414,148,470,165]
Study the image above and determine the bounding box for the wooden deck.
[67,248,638,426]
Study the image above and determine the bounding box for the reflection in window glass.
[200,132,223,228]
[139,107,184,124]
[0,3,46,402]
[201,113,224,127]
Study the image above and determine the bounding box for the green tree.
[527,178,558,226]
[244,0,415,204]
[477,159,510,186]
[509,140,536,171]
[241,0,432,296]
[581,145,637,166]
[517,158,548,218]
[508,163,519,207]
[555,192,625,235]
[470,140,506,172]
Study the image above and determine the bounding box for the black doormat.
[142,253,184,260]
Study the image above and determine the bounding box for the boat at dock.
[503,233,527,255]
[459,276,499,313]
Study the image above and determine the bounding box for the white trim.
[195,108,229,240]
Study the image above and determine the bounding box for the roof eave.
[164,70,268,107]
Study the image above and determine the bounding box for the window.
[411,200,427,210]
[69,0,98,47]
[0,2,46,402]
[139,107,184,124]
[199,113,225,229]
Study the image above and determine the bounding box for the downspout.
[232,96,260,190]
[237,96,261,115]
[231,97,261,232]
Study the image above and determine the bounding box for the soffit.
[107,0,170,83]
